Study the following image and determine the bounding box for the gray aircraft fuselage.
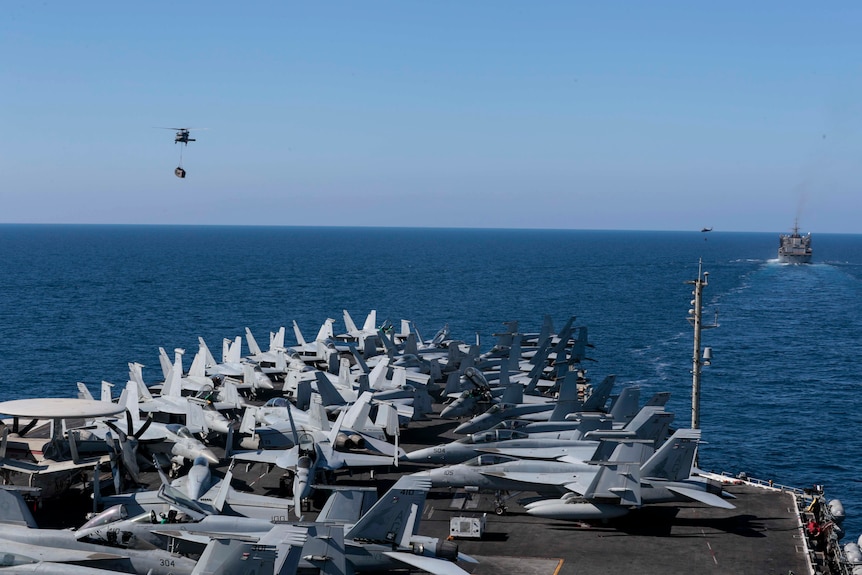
[0,525,197,575]
[416,457,597,495]
[405,436,597,465]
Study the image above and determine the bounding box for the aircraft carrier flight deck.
[20,398,834,574]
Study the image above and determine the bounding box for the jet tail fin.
[292,320,307,347]
[315,319,335,343]
[621,406,674,447]
[582,375,616,412]
[212,467,232,513]
[245,327,262,356]
[640,428,700,481]
[314,372,347,407]
[128,362,153,401]
[186,401,208,434]
[344,474,432,542]
[76,382,94,401]
[299,524,347,575]
[158,347,173,380]
[198,337,217,368]
[343,309,359,334]
[579,440,649,507]
[0,489,39,528]
[548,370,582,421]
[608,385,641,423]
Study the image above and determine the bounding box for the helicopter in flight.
[156,127,203,178]
[172,128,195,145]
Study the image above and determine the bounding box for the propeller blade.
[124,409,134,437]
[135,414,154,439]
[104,420,123,439]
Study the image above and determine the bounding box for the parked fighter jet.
[0,484,313,575]
[417,429,734,517]
[232,406,398,515]
[130,356,234,435]
[0,488,198,575]
[404,404,673,465]
[288,318,337,365]
[452,374,617,434]
[524,429,736,521]
[80,474,473,575]
[244,326,287,369]
[94,457,293,521]
[335,309,380,352]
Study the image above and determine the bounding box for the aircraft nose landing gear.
[494,491,509,515]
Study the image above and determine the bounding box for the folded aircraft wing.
[231,449,285,466]
[382,551,472,575]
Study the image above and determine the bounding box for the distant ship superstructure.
[778,221,812,264]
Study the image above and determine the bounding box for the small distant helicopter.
[156,127,203,178]
[173,128,195,145]
[156,126,200,145]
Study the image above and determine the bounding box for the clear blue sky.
[2,2,860,232]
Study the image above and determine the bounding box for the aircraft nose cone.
[454,420,478,434]
[404,447,435,463]
[209,419,232,434]
[200,447,220,465]
[440,404,463,419]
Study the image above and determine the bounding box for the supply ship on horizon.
[778,219,813,263]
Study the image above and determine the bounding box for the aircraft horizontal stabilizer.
[361,433,406,458]
[664,485,736,509]
[382,551,472,575]
[231,448,284,467]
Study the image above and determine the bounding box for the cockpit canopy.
[464,454,518,467]
[264,397,289,408]
[78,504,129,531]
[466,429,529,444]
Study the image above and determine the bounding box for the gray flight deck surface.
[36,409,811,575]
[369,414,810,575]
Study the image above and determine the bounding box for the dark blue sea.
[2,225,862,536]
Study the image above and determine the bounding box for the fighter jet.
[524,430,736,521]
[334,309,380,353]
[129,356,234,435]
[417,429,735,518]
[0,488,198,575]
[94,457,293,521]
[288,318,338,365]
[0,484,312,575]
[404,403,673,465]
[79,475,474,575]
[232,406,398,516]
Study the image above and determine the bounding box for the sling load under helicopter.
[156,127,204,178]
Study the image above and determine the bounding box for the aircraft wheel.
[495,506,507,516]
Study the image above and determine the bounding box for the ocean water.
[2,224,861,536]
